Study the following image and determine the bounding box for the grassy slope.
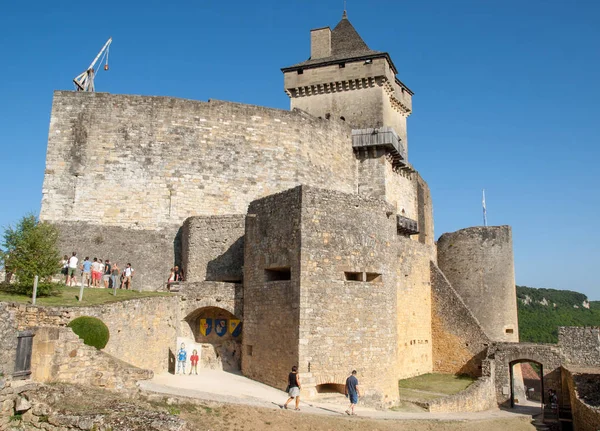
[0,286,170,306]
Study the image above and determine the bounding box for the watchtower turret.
[282,12,413,156]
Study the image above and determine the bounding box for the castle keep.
[39,13,524,403]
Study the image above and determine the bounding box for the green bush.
[68,316,110,349]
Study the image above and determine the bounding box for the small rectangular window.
[265,267,291,282]
[298,69,304,75]
[365,273,382,283]
[339,63,345,68]
[505,328,514,334]
[246,345,253,356]
[344,272,363,281]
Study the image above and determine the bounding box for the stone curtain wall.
[8,296,179,373]
[31,327,152,391]
[242,187,303,389]
[437,226,519,342]
[430,262,490,376]
[396,240,434,380]
[427,369,497,413]
[0,303,18,378]
[563,367,600,431]
[298,186,399,403]
[558,327,600,367]
[41,92,356,230]
[181,215,245,283]
[53,222,180,292]
[416,174,435,248]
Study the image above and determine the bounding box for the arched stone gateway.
[182,306,242,372]
[509,359,544,408]
[489,343,565,407]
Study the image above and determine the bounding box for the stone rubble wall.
[427,375,497,413]
[558,327,600,367]
[31,326,152,391]
[5,296,180,373]
[562,366,600,431]
[430,262,490,376]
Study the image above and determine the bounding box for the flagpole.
[482,189,488,227]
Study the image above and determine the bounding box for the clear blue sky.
[1,1,598,299]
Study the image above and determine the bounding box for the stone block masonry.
[181,215,245,283]
[41,91,356,230]
[31,327,152,391]
[7,296,180,373]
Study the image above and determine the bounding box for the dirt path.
[140,371,542,426]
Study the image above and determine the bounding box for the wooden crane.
[73,37,112,92]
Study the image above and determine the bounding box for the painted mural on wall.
[199,318,242,338]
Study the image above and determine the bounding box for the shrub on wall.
[68,316,110,349]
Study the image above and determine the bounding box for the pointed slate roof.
[282,13,397,73]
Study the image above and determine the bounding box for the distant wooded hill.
[517,285,600,343]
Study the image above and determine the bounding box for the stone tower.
[282,11,413,153]
[437,226,520,342]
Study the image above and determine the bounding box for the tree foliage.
[517,285,600,343]
[0,214,61,288]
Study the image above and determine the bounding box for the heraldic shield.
[200,318,212,336]
[229,319,242,337]
[215,319,227,337]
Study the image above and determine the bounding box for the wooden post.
[31,275,38,305]
[79,283,84,302]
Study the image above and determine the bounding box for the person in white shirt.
[123,263,135,290]
[66,252,78,286]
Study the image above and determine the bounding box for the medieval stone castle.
[29,11,599,421]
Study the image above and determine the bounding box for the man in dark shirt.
[345,370,360,415]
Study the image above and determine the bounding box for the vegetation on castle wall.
[68,316,110,349]
[517,285,600,343]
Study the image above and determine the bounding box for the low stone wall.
[563,366,600,431]
[6,296,180,373]
[31,326,152,391]
[427,377,497,413]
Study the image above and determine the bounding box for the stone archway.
[509,359,544,408]
[184,306,242,372]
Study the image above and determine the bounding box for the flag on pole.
[482,189,488,227]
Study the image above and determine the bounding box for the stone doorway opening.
[509,359,544,410]
[316,383,345,394]
[185,306,242,372]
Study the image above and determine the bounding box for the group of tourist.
[283,367,361,415]
[62,252,135,290]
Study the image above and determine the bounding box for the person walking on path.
[103,259,112,288]
[81,257,92,288]
[283,366,301,411]
[345,370,361,416]
[123,263,134,290]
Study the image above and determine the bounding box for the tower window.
[298,69,304,75]
[505,328,514,334]
[339,63,345,68]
